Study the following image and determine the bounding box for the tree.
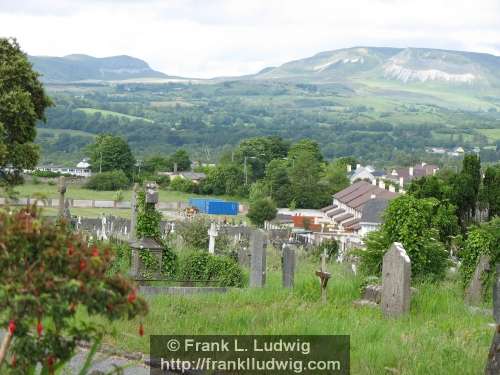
[320,161,350,196]
[247,198,277,227]
[264,159,292,207]
[168,149,191,171]
[201,164,245,196]
[0,205,147,373]
[85,170,130,191]
[87,134,135,178]
[0,38,52,188]
[289,150,328,208]
[288,139,323,163]
[357,195,449,280]
[480,165,500,219]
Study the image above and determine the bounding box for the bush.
[247,198,277,227]
[310,239,339,261]
[180,251,244,287]
[460,219,500,296]
[176,216,210,250]
[156,174,170,189]
[85,170,130,191]
[31,170,62,178]
[170,176,196,193]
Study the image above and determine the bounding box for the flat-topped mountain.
[252,47,500,86]
[30,54,169,82]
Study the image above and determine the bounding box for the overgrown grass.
[92,250,493,374]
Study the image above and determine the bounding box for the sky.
[1,0,500,78]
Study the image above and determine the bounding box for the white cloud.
[1,0,500,78]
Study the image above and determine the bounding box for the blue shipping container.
[189,198,239,215]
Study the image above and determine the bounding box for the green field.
[478,128,500,141]
[77,107,154,123]
[90,253,493,375]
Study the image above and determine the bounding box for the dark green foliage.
[357,195,450,280]
[480,164,500,219]
[311,239,339,261]
[0,38,52,188]
[264,159,292,207]
[170,176,196,193]
[247,198,277,227]
[200,163,245,196]
[180,252,244,287]
[169,149,191,171]
[30,170,69,178]
[87,134,135,177]
[85,170,130,191]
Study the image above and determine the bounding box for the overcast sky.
[1,0,500,78]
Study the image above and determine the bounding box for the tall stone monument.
[129,183,139,241]
[381,242,411,317]
[208,222,218,254]
[282,245,296,288]
[465,254,491,306]
[250,229,266,288]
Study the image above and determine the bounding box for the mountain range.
[29,54,169,82]
[30,47,500,87]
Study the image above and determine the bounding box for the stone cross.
[249,229,266,287]
[208,222,218,254]
[57,176,67,218]
[100,215,108,240]
[485,263,500,374]
[465,254,491,306]
[282,245,295,288]
[381,242,411,317]
[130,183,139,240]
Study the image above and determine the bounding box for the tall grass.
[91,249,493,374]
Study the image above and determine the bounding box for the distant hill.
[29,54,170,82]
[252,47,500,86]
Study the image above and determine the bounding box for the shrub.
[85,170,130,191]
[176,216,210,250]
[170,177,196,193]
[31,170,61,178]
[0,205,147,373]
[310,239,339,261]
[247,198,277,227]
[156,174,170,189]
[460,219,500,295]
[180,251,244,287]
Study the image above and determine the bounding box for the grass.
[77,108,154,123]
[90,250,493,375]
[478,128,500,141]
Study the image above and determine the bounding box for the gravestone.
[282,245,295,288]
[130,183,139,240]
[250,229,266,287]
[238,247,250,267]
[129,238,163,280]
[485,263,500,374]
[208,222,218,254]
[465,254,491,306]
[381,242,411,317]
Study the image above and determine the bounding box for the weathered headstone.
[129,238,163,281]
[282,245,296,288]
[465,254,491,306]
[381,242,411,317]
[208,222,218,254]
[485,263,500,374]
[129,183,139,240]
[250,229,266,288]
[238,247,250,267]
[57,176,66,219]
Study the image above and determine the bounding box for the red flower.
[8,320,16,336]
[79,259,87,271]
[47,356,55,367]
[91,246,99,257]
[128,290,137,303]
[37,321,43,337]
[67,244,75,256]
[139,323,144,337]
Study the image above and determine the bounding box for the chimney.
[378,180,385,189]
[370,193,376,199]
[399,176,404,187]
[356,163,361,170]
[421,162,427,167]
[389,185,396,193]
[433,168,438,175]
[409,166,414,176]
[347,164,351,172]
[173,163,178,173]
[372,179,377,186]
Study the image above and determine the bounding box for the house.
[319,180,398,252]
[159,171,206,184]
[76,158,90,169]
[34,165,92,177]
[385,162,439,188]
[347,164,385,184]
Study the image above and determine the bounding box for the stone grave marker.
[129,183,139,240]
[381,242,411,317]
[485,263,500,374]
[208,222,218,254]
[57,176,66,219]
[465,254,491,306]
[250,229,266,288]
[282,245,296,288]
[238,247,250,267]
